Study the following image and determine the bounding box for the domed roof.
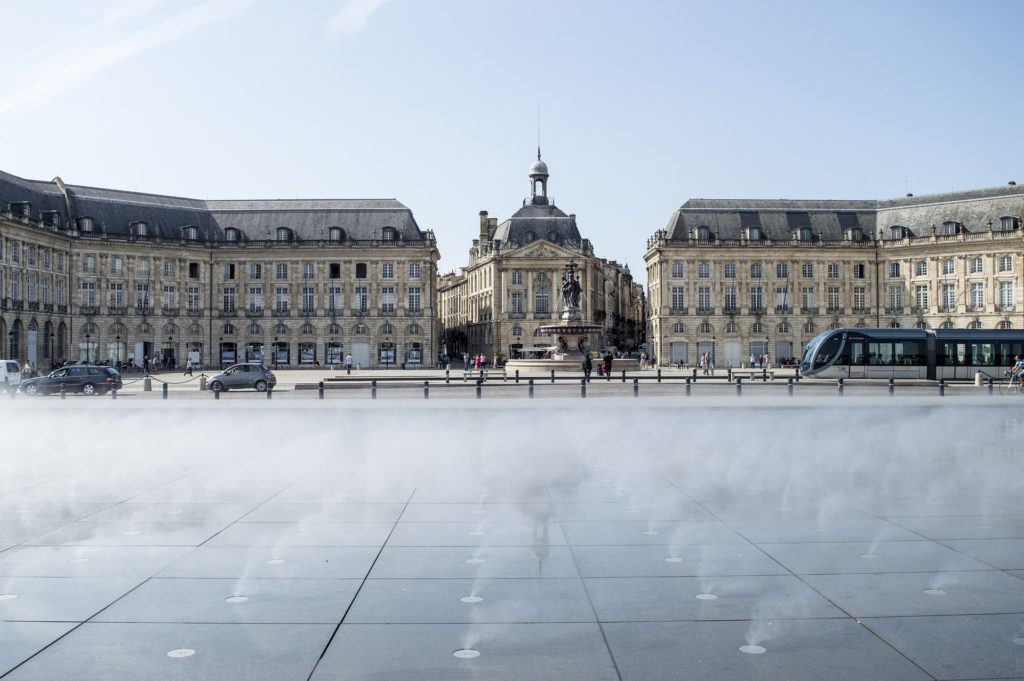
[529,158,549,176]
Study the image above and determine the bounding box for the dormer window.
[381,226,397,241]
[695,226,711,241]
[43,211,61,227]
[547,230,560,243]
[134,222,149,237]
[183,226,199,241]
[942,221,961,235]
[10,201,31,217]
[846,227,863,241]
[329,227,344,242]
[77,217,94,233]
[224,228,240,242]
[1000,216,1019,231]
[747,227,762,241]
[276,227,291,242]
[889,226,905,240]
[798,227,813,242]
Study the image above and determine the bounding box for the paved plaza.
[0,399,1022,680]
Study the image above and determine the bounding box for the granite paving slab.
[0,522,68,545]
[345,577,594,623]
[862,614,1024,680]
[0,546,194,578]
[156,545,381,579]
[0,576,142,621]
[553,501,714,522]
[239,502,405,523]
[81,502,253,524]
[387,521,567,547]
[585,575,844,621]
[603,619,932,681]
[942,538,1024,569]
[726,517,921,544]
[27,521,226,547]
[570,544,786,578]
[560,520,744,546]
[93,577,361,623]
[803,570,1024,617]
[0,621,77,677]
[368,546,579,579]
[310,622,618,681]
[202,522,394,547]
[398,502,555,523]
[2,622,335,681]
[0,501,113,523]
[885,514,1024,540]
[757,540,994,574]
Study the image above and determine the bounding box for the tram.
[799,328,1024,380]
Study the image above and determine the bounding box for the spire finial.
[537,146,541,161]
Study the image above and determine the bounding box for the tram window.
[894,341,923,365]
[812,335,843,368]
[969,342,995,365]
[938,342,966,366]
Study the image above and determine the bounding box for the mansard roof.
[665,184,1024,241]
[0,169,428,242]
[491,202,582,245]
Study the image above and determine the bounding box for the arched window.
[803,322,816,334]
[380,323,395,335]
[301,323,315,335]
[698,322,712,334]
[275,323,288,334]
[829,321,842,330]
[329,227,344,242]
[381,227,397,241]
[777,322,790,334]
[189,323,202,335]
[512,326,523,337]
[353,323,368,334]
[134,222,149,237]
[942,221,960,235]
[751,322,764,334]
[725,321,738,334]
[914,321,928,329]
[940,321,954,329]
[672,322,685,333]
[222,324,235,335]
[855,321,868,328]
[328,323,341,335]
[998,320,1014,329]
[407,324,421,335]
[533,328,543,337]
[248,323,262,335]
[889,321,901,329]
[276,227,291,242]
[967,320,982,330]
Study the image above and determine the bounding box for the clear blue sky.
[1,0,1021,283]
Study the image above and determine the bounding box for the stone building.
[645,183,1024,367]
[438,153,644,361]
[0,169,439,370]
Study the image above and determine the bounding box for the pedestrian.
[603,351,613,377]
[184,358,193,377]
[764,352,771,370]
[344,353,353,374]
[749,353,755,368]
[581,353,593,381]
[143,355,150,377]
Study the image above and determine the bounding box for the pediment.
[510,240,574,260]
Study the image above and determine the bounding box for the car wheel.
[209,381,224,393]
[22,384,38,396]
[81,383,97,396]
[254,380,268,392]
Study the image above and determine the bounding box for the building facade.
[438,154,645,361]
[645,184,1024,367]
[0,170,439,370]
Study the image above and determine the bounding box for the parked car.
[20,365,122,396]
[207,363,276,392]
[1,360,22,391]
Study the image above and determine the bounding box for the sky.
[1,0,1021,284]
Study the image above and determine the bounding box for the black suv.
[20,366,123,396]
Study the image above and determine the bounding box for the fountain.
[504,259,639,376]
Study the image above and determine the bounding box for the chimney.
[1010,181,1017,186]
[479,211,489,240]
[487,217,498,239]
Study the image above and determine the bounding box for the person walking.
[603,351,614,378]
[344,353,353,374]
[184,358,193,377]
[581,353,593,382]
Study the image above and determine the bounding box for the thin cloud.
[0,0,255,120]
[326,0,392,37]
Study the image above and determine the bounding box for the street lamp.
[384,335,391,370]
[711,335,716,368]
[116,335,121,368]
[49,332,55,369]
[85,333,91,363]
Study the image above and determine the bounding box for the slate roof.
[491,203,582,246]
[0,169,428,242]
[665,185,1024,241]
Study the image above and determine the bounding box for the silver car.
[207,363,276,392]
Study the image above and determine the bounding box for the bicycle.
[999,371,1023,396]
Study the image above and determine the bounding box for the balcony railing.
[27,302,40,311]
[245,308,264,318]
[774,305,790,313]
[996,304,1015,312]
[136,306,154,316]
[508,312,526,320]
[884,307,904,315]
[826,307,844,314]
[405,308,422,316]
[108,306,127,316]
[800,307,819,315]
[218,309,238,318]
[696,306,715,314]
[379,308,397,316]
[852,306,870,314]
[670,307,687,315]
[162,307,179,317]
[533,312,551,320]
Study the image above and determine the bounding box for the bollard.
[371,380,377,400]
[838,377,844,396]
[736,377,742,396]
[423,380,429,400]
[60,382,66,399]
[975,371,983,388]
[657,369,662,383]
[143,377,152,392]
[728,368,733,382]
[162,382,168,400]
[446,369,451,384]
[633,378,639,397]
[787,377,793,396]
[515,370,520,384]
[111,387,118,400]
[528,378,534,399]
[475,382,482,400]
[346,364,351,375]
[199,375,207,391]
[987,377,993,395]
[621,369,626,383]
[939,378,945,396]
[889,378,895,396]
[213,384,220,400]
[266,386,273,400]
[692,368,697,379]
[551,369,555,384]
[318,381,324,400]
[685,377,691,396]
[581,378,586,399]
[762,368,768,383]
[478,370,484,384]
